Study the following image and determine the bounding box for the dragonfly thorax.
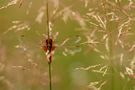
[46,38,53,52]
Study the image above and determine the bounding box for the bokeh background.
[0,0,135,90]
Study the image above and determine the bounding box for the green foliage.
[0,0,135,90]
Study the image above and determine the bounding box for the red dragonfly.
[42,38,55,64]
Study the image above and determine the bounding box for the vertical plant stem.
[46,0,52,89]
[46,0,50,39]
[48,62,52,90]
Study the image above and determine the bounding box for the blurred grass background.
[0,0,135,90]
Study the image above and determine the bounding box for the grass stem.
[48,62,52,90]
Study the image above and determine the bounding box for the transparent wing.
[56,35,86,56]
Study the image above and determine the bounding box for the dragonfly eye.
[46,39,53,44]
